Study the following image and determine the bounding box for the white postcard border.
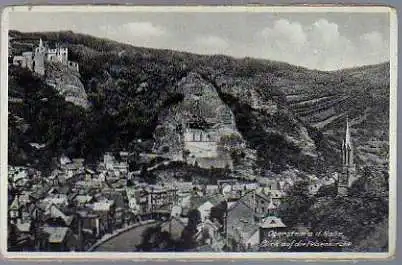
[0,5,397,261]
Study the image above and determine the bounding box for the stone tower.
[338,118,356,196]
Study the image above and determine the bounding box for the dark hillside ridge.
[8,30,389,176]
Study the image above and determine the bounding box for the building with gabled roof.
[44,204,74,227]
[91,199,115,212]
[198,201,215,222]
[42,194,69,208]
[226,195,260,250]
[258,215,287,250]
[259,216,286,229]
[41,226,77,251]
[9,196,22,223]
[73,195,94,207]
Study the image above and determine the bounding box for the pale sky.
[9,11,390,71]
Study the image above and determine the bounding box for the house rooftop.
[59,155,72,165]
[92,200,114,211]
[42,226,69,243]
[45,204,74,226]
[259,216,286,229]
[74,195,93,204]
[16,222,31,233]
[227,198,260,238]
[9,197,21,210]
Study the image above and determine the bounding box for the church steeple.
[345,118,351,147]
[39,38,43,48]
[342,117,353,166]
[338,116,356,196]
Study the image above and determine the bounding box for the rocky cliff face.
[153,72,242,169]
[45,62,90,109]
[211,74,320,174]
[152,70,321,175]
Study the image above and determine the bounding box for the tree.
[316,183,337,198]
[307,166,389,252]
[137,226,161,251]
[210,201,228,233]
[187,209,201,231]
[218,133,243,151]
[277,180,316,228]
[199,227,211,245]
[179,209,201,250]
[7,222,19,251]
[183,149,190,162]
[161,146,170,153]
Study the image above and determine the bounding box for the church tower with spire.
[33,38,46,75]
[338,117,357,196]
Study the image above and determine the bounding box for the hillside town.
[7,38,367,252]
[5,7,392,256]
[7,117,357,252]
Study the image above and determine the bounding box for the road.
[93,222,160,252]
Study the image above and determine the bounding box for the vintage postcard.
[0,5,397,260]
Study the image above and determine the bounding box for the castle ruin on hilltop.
[12,38,79,76]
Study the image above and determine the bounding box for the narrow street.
[93,222,161,252]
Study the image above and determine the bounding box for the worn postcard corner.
[0,4,397,261]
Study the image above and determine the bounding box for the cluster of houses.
[8,143,350,252]
[7,149,297,252]
[8,151,135,251]
[146,177,298,251]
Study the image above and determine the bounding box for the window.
[240,218,249,223]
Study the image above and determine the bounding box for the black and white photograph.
[1,5,397,259]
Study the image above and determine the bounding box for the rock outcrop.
[152,71,321,174]
[153,72,241,169]
[45,62,90,109]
